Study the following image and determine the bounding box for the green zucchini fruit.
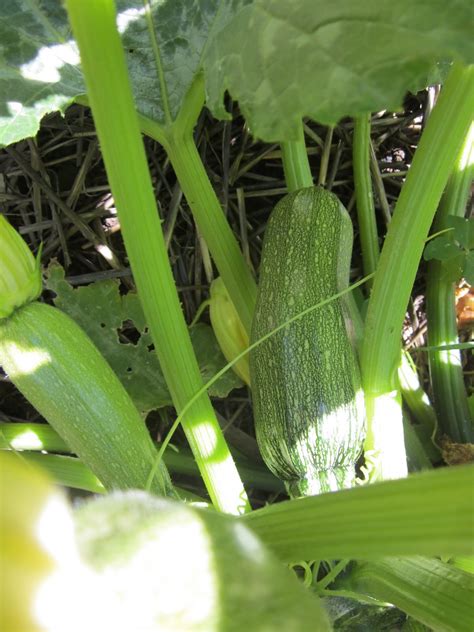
[250,186,366,497]
[74,491,332,631]
[3,456,331,631]
[0,301,174,497]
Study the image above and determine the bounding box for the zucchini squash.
[0,216,174,497]
[0,302,175,497]
[74,491,332,631]
[250,186,365,496]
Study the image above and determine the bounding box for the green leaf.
[423,230,469,282]
[423,216,474,282]
[0,0,247,146]
[45,263,242,415]
[0,2,81,146]
[204,0,474,141]
[189,323,244,396]
[114,0,248,126]
[425,60,455,87]
[449,556,474,575]
[446,215,474,249]
[423,233,460,261]
[440,251,467,283]
[464,250,474,284]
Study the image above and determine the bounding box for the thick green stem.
[398,353,440,462]
[402,414,433,471]
[361,63,474,482]
[166,132,257,335]
[352,114,438,455]
[12,452,106,494]
[425,125,474,443]
[280,122,313,191]
[398,353,437,438]
[0,422,283,494]
[11,452,205,502]
[0,421,70,453]
[243,464,474,561]
[65,0,250,514]
[352,114,379,288]
[141,113,257,335]
[140,76,257,333]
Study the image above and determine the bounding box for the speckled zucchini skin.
[250,187,366,497]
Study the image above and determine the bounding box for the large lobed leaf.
[45,263,242,416]
[204,0,474,141]
[2,0,472,146]
[0,0,247,146]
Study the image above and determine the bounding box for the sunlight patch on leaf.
[20,42,80,83]
[0,0,247,146]
[9,428,45,450]
[116,7,145,34]
[6,102,24,116]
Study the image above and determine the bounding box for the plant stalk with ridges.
[65,0,250,515]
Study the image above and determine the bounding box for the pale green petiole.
[65,0,250,515]
[361,63,474,482]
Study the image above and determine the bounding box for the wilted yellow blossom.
[209,277,250,385]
